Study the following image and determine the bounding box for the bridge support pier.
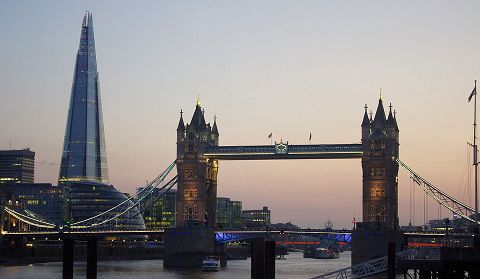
[251,239,275,279]
[62,238,74,279]
[163,227,227,268]
[352,228,404,265]
[87,239,97,279]
[387,242,395,279]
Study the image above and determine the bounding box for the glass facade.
[59,12,108,185]
[137,188,176,230]
[66,182,145,230]
[216,197,242,230]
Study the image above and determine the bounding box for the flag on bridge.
[309,132,312,141]
[468,84,477,102]
[268,132,272,139]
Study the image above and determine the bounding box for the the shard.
[59,12,109,185]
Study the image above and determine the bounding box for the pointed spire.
[373,96,386,125]
[393,109,399,130]
[212,115,219,135]
[82,12,88,26]
[190,101,207,130]
[197,94,201,107]
[177,109,185,130]
[362,104,370,127]
[387,103,395,125]
[87,11,93,26]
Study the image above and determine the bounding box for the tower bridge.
[2,95,479,277]
[166,95,400,267]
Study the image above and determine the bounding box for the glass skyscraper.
[59,12,108,185]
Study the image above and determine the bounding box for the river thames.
[0,251,350,279]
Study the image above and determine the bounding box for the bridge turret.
[210,116,219,146]
[361,96,399,231]
[176,101,219,229]
[177,110,185,143]
[361,104,370,139]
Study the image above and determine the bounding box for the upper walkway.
[204,143,363,160]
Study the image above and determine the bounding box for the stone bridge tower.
[353,96,401,265]
[175,100,219,229]
[361,96,399,231]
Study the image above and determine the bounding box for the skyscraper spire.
[59,13,109,185]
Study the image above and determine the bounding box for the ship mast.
[474,80,479,227]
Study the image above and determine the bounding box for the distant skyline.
[1,1,480,228]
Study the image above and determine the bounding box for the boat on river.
[202,256,221,271]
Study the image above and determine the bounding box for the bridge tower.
[175,100,219,228]
[361,96,399,230]
[164,100,225,268]
[353,96,402,265]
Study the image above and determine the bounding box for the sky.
[1,1,480,228]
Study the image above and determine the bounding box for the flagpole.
[475,80,479,227]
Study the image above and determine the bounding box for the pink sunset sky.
[1,1,480,228]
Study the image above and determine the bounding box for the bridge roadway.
[1,229,352,241]
[204,143,363,160]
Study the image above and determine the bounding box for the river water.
[0,251,351,279]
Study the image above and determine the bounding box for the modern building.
[137,188,176,230]
[0,149,35,184]
[270,221,299,231]
[66,182,145,230]
[229,200,242,229]
[0,183,64,230]
[56,13,144,231]
[216,197,230,229]
[58,12,108,185]
[241,206,271,229]
[216,197,242,230]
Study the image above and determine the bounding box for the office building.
[0,149,35,184]
[216,197,242,229]
[137,188,176,230]
[241,206,271,229]
[58,12,109,185]
[0,183,64,230]
[57,13,144,231]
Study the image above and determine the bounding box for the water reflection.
[0,252,351,279]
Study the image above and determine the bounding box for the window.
[183,204,198,220]
[183,189,198,198]
[371,167,386,177]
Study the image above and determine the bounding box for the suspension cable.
[398,159,479,224]
[409,176,412,225]
[413,176,416,225]
[70,174,178,229]
[70,160,176,227]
